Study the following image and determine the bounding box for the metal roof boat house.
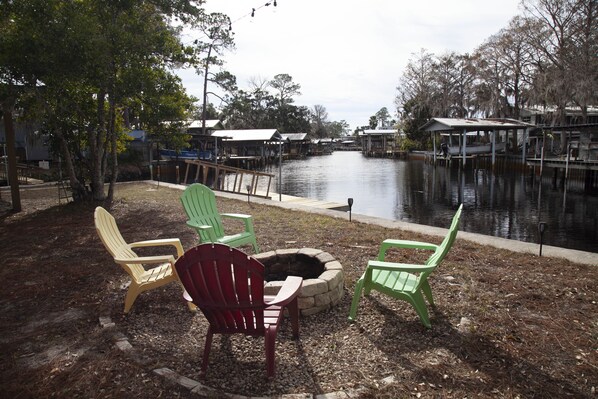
[421,118,536,168]
[212,129,285,168]
[280,133,310,159]
[359,127,401,158]
[308,138,334,155]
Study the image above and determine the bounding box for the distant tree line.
[396,0,598,148]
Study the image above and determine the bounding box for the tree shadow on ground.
[358,297,587,398]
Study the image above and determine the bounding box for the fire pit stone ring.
[253,248,344,316]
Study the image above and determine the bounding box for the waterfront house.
[521,107,598,161]
[0,120,50,163]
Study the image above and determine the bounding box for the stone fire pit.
[253,248,344,316]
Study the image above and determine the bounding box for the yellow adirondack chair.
[180,183,260,253]
[94,206,194,313]
[349,204,463,327]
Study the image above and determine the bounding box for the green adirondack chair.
[180,183,260,253]
[348,204,463,328]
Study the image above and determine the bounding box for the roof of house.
[421,118,535,132]
[187,120,224,130]
[521,106,598,116]
[360,129,398,136]
[212,129,283,142]
[311,138,333,144]
[280,133,308,141]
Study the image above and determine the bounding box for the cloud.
[178,0,521,130]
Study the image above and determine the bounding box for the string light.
[186,2,279,44]
[238,1,278,22]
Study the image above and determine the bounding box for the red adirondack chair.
[174,243,302,378]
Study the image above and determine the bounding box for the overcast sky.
[176,0,523,131]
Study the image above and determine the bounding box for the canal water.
[261,151,597,253]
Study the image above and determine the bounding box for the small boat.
[446,141,506,156]
[159,149,213,161]
[439,131,506,157]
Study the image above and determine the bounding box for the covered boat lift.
[421,118,536,168]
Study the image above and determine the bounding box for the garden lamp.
[538,222,547,256]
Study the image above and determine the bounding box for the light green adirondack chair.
[349,204,463,328]
[180,183,260,254]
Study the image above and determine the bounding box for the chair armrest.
[186,220,218,242]
[114,254,176,265]
[185,220,213,230]
[130,238,184,257]
[221,213,252,220]
[378,239,439,260]
[368,260,436,273]
[182,289,193,303]
[222,213,255,234]
[266,276,303,307]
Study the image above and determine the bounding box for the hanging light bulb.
[273,0,277,6]
[228,22,232,30]
[251,8,255,17]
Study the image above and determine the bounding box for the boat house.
[309,138,333,155]
[422,118,536,168]
[359,128,399,157]
[212,129,284,168]
[280,133,310,158]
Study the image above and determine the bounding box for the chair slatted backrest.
[180,184,225,241]
[94,206,145,280]
[175,243,267,335]
[425,204,463,267]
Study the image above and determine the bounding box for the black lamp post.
[246,184,251,203]
[538,222,547,256]
[348,198,354,221]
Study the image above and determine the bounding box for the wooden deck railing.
[0,162,30,184]
[183,159,275,198]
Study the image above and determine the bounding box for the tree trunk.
[56,130,89,201]
[90,90,107,201]
[201,42,213,159]
[2,107,21,212]
[106,97,118,205]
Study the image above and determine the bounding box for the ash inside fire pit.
[253,248,344,316]
[264,252,324,281]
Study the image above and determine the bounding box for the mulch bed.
[0,182,596,398]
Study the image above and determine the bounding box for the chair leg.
[409,292,431,328]
[421,280,434,306]
[287,298,300,338]
[124,284,141,313]
[265,327,277,378]
[348,276,365,321]
[200,328,214,378]
[252,239,260,254]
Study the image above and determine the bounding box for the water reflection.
[260,151,597,253]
